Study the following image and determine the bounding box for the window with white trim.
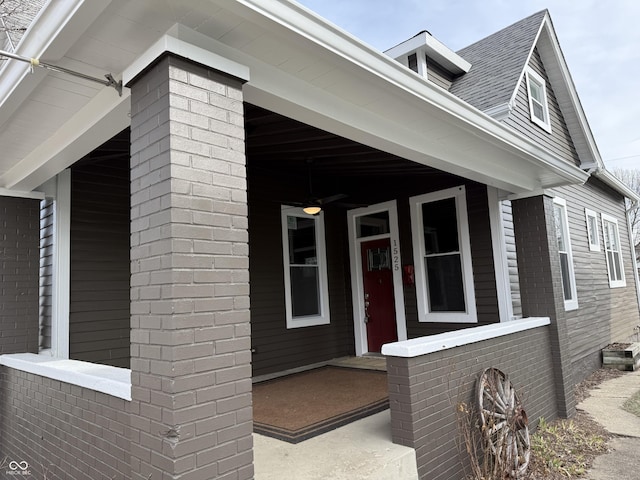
[409,186,477,323]
[585,208,600,252]
[281,206,331,328]
[602,213,626,288]
[553,198,578,310]
[525,67,552,133]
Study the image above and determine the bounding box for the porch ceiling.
[0,0,588,193]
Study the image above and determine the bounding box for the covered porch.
[0,1,587,478]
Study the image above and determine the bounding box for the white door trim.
[347,200,407,356]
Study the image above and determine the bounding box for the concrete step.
[254,410,418,480]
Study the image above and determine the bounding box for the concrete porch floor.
[254,410,418,480]
[253,356,417,480]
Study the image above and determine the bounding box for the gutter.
[234,0,589,188]
[590,168,640,205]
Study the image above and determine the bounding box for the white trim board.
[381,317,550,358]
[0,353,131,401]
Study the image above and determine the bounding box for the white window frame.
[281,206,331,328]
[585,208,600,252]
[525,67,552,133]
[601,213,626,288]
[410,186,477,323]
[553,197,578,310]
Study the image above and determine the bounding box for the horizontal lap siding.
[248,171,500,375]
[248,195,353,377]
[70,159,130,368]
[552,180,640,382]
[426,59,454,90]
[502,200,522,317]
[504,48,580,167]
[0,367,130,479]
[388,325,557,479]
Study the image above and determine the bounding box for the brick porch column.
[128,54,252,479]
[512,194,575,418]
[0,196,40,354]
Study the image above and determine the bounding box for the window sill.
[381,317,550,357]
[0,353,131,401]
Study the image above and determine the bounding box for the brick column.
[512,194,575,418]
[0,196,40,354]
[128,54,252,479]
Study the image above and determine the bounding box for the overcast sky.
[296,0,640,171]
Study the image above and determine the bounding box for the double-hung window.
[585,208,600,252]
[410,186,477,323]
[601,213,626,288]
[525,67,552,133]
[553,198,578,310]
[281,206,330,328]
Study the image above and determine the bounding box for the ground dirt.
[523,368,624,479]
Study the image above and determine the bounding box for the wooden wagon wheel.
[477,368,530,478]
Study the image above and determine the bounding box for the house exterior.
[0,1,639,479]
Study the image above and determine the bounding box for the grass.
[527,415,609,478]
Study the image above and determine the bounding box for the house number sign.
[392,239,400,271]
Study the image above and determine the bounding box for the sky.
[296,0,640,172]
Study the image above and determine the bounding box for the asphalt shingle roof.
[450,10,547,112]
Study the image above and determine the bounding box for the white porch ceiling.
[0,0,588,193]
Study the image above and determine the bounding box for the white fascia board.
[123,24,250,87]
[384,31,471,74]
[381,317,550,357]
[536,24,603,170]
[0,87,130,191]
[594,169,640,204]
[0,0,112,131]
[231,0,588,189]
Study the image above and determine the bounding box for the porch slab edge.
[381,317,551,357]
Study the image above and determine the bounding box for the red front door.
[361,238,397,352]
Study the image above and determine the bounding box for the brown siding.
[552,180,640,382]
[0,196,40,354]
[69,154,130,368]
[0,367,130,479]
[248,171,501,375]
[504,47,581,166]
[248,192,354,377]
[387,324,557,479]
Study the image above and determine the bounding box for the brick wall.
[128,54,252,479]
[387,324,557,480]
[0,196,40,354]
[0,367,130,479]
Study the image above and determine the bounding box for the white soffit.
[0,0,590,194]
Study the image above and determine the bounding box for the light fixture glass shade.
[302,205,322,215]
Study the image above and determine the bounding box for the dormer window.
[525,67,552,133]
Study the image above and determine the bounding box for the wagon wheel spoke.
[477,368,530,478]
